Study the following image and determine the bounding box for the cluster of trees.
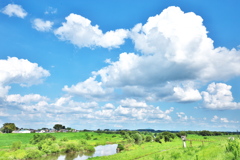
[0,123,74,133]
[120,131,176,144]
[0,123,17,133]
[183,130,233,136]
[53,124,65,131]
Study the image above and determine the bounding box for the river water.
[36,144,118,160]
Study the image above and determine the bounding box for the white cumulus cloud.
[202,83,240,110]
[1,4,27,18]
[32,18,54,32]
[54,13,128,48]
[0,57,50,86]
[170,86,202,102]
[6,94,49,103]
[120,98,148,108]
[63,77,113,100]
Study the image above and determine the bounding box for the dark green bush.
[145,135,153,142]
[117,144,124,151]
[131,133,143,144]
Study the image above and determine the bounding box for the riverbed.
[36,144,118,160]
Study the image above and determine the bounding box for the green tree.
[53,124,65,131]
[1,123,17,133]
[176,131,187,138]
[145,135,153,142]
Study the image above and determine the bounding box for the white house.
[19,130,31,133]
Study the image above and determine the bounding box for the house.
[35,130,45,133]
[18,130,31,133]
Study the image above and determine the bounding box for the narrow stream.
[36,144,118,160]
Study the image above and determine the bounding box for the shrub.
[155,136,162,143]
[226,140,240,159]
[38,138,53,150]
[84,145,95,152]
[13,149,27,159]
[161,132,175,142]
[65,142,79,153]
[11,141,22,151]
[25,149,44,159]
[145,135,153,142]
[93,138,98,140]
[79,139,87,145]
[60,137,68,141]
[176,131,187,138]
[131,133,143,144]
[41,142,60,154]
[117,144,124,151]
[30,134,56,144]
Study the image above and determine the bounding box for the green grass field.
[90,134,237,160]
[0,132,239,160]
[0,131,123,149]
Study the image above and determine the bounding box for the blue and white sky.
[0,0,240,131]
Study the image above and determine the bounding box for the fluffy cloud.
[6,94,49,103]
[166,85,202,102]
[1,96,175,128]
[63,77,113,100]
[211,115,238,123]
[96,6,240,86]
[71,6,238,103]
[32,18,54,32]
[1,4,27,18]
[0,57,49,98]
[54,13,128,48]
[202,83,240,110]
[0,57,50,87]
[211,115,219,122]
[102,103,115,110]
[120,98,148,108]
[176,112,188,121]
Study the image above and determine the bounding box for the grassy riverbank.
[90,135,237,160]
[0,132,122,149]
[0,132,123,159]
[0,132,238,160]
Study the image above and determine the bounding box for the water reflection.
[36,144,118,160]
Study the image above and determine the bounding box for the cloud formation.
[0,57,50,97]
[54,13,128,48]
[202,83,240,110]
[32,18,54,32]
[63,6,240,103]
[1,4,27,18]
[63,77,114,100]
[1,95,174,129]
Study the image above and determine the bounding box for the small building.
[19,130,31,133]
[35,130,45,133]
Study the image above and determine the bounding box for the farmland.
[0,131,239,160]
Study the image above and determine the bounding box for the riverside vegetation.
[0,130,239,160]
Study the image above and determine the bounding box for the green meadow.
[0,132,239,160]
[90,134,235,160]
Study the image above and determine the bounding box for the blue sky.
[0,0,240,131]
